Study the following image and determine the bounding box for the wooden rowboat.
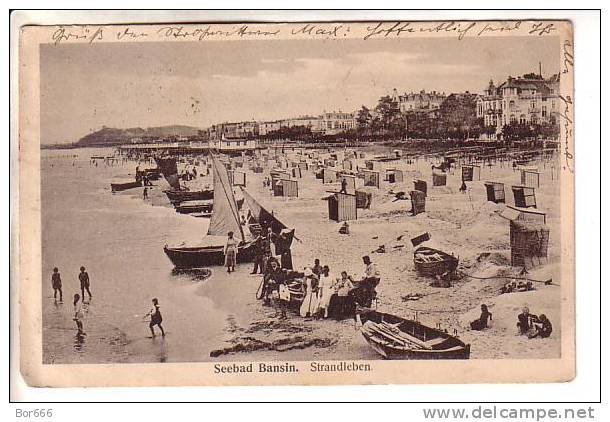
[356,309,470,360]
[174,200,213,215]
[111,180,142,192]
[413,246,458,277]
[164,189,214,204]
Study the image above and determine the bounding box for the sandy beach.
[41,146,561,364]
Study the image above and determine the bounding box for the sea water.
[41,148,234,364]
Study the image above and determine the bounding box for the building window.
[509,100,515,110]
[542,106,547,117]
[519,114,527,124]
[510,114,516,124]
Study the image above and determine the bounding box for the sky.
[40,36,559,144]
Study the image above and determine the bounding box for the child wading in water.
[72,293,85,336]
[51,267,63,302]
[145,298,165,337]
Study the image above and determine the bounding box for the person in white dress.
[72,293,85,336]
[316,265,336,319]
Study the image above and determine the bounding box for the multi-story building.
[206,121,259,140]
[281,115,324,133]
[392,89,447,113]
[258,121,282,136]
[208,136,257,153]
[320,111,356,135]
[476,73,560,140]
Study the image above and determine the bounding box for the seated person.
[350,256,380,308]
[517,306,538,335]
[261,258,285,306]
[470,304,492,331]
[528,314,553,339]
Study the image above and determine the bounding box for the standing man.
[340,177,348,194]
[51,267,63,302]
[311,259,323,277]
[250,235,264,275]
[359,256,381,307]
[143,186,149,200]
[261,227,274,275]
[79,266,92,301]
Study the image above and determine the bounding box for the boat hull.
[175,203,214,214]
[358,309,471,360]
[413,246,459,277]
[361,331,471,360]
[164,189,214,204]
[111,181,142,192]
[163,242,255,268]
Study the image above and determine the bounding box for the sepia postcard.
[14,16,575,387]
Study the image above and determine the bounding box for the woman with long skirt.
[224,231,238,273]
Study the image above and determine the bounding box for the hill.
[76,125,202,147]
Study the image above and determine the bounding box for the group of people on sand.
[223,225,294,275]
[470,304,553,339]
[256,254,382,321]
[50,266,165,338]
[50,266,92,336]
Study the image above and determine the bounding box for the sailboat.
[241,188,288,235]
[240,187,296,255]
[155,157,213,204]
[163,156,255,269]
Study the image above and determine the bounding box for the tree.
[356,106,372,129]
[436,94,483,140]
[374,95,403,138]
[501,122,535,141]
[539,121,559,139]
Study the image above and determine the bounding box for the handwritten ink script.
[49,21,561,45]
[560,40,574,173]
[156,25,281,41]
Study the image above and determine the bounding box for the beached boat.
[413,246,459,277]
[164,242,255,268]
[164,189,214,204]
[154,157,213,203]
[142,168,161,180]
[164,155,254,269]
[175,200,213,215]
[356,309,470,360]
[110,180,142,192]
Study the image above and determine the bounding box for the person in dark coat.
[340,178,348,194]
[275,229,294,270]
[470,304,492,330]
[261,258,284,306]
[459,180,467,193]
[250,235,264,275]
[529,314,553,339]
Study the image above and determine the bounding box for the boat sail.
[155,156,213,204]
[154,157,181,190]
[163,156,254,269]
[240,187,295,249]
[241,188,287,234]
[208,156,245,241]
